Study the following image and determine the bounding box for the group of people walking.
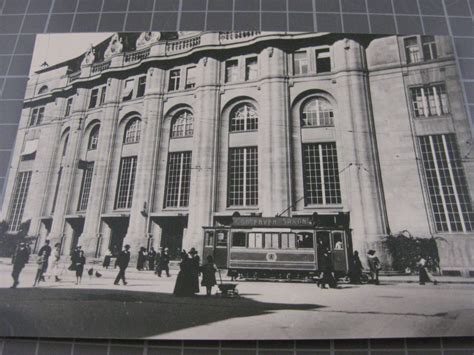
[173,248,217,296]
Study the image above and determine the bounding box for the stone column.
[48,89,89,250]
[258,47,291,217]
[123,67,166,254]
[183,56,220,255]
[333,39,386,260]
[81,78,121,257]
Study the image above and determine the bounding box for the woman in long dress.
[173,251,194,296]
[75,250,86,285]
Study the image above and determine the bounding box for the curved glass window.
[124,118,141,144]
[88,125,100,150]
[230,103,258,132]
[301,97,334,127]
[171,110,193,138]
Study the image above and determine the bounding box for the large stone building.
[1,32,473,275]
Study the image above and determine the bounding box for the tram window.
[264,233,279,249]
[248,232,263,248]
[296,232,314,248]
[216,231,228,247]
[281,233,288,249]
[333,232,344,250]
[282,233,296,249]
[232,232,246,247]
[317,231,331,251]
[205,231,214,247]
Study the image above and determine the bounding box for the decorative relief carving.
[136,32,161,49]
[81,44,96,66]
[104,33,123,59]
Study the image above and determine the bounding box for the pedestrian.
[367,249,381,285]
[148,247,157,271]
[156,247,170,277]
[137,247,147,271]
[201,255,217,296]
[102,249,112,269]
[318,250,337,289]
[51,242,62,282]
[75,250,86,285]
[349,250,363,284]
[189,248,201,294]
[38,240,52,281]
[114,244,131,285]
[69,246,81,271]
[11,241,30,288]
[417,255,438,285]
[173,251,195,296]
[33,254,46,287]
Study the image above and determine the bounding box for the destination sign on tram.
[231,216,314,228]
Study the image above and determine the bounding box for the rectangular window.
[303,142,341,205]
[245,57,258,81]
[168,69,181,91]
[232,232,246,247]
[216,231,228,246]
[404,37,421,64]
[123,79,134,101]
[65,98,73,116]
[264,233,279,249]
[37,107,44,125]
[185,66,197,89]
[281,233,296,249]
[228,146,258,206]
[77,162,94,211]
[296,232,314,248]
[422,36,437,61]
[30,107,45,126]
[411,84,449,118]
[205,231,215,246]
[51,167,62,213]
[8,171,32,231]
[164,151,192,208]
[115,156,137,209]
[99,86,107,105]
[294,51,308,75]
[89,88,98,108]
[136,76,146,97]
[225,60,239,83]
[316,48,331,73]
[418,134,473,232]
[248,232,263,249]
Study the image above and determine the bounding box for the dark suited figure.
[148,247,157,271]
[114,244,131,285]
[189,248,201,294]
[11,242,30,288]
[38,240,52,281]
[157,248,170,277]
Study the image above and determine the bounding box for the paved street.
[0,262,473,340]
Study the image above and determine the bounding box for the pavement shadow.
[0,288,323,338]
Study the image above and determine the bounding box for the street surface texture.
[0,262,473,340]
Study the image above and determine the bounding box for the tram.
[202,213,352,280]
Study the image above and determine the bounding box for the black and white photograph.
[0,31,473,340]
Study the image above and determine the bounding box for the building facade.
[1,32,473,275]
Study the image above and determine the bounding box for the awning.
[21,139,38,156]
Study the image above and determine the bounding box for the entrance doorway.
[66,218,85,255]
[153,216,187,260]
[107,218,129,257]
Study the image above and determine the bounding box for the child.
[33,254,45,287]
[201,255,217,296]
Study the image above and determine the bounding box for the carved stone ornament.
[136,32,161,50]
[104,33,124,59]
[81,44,96,66]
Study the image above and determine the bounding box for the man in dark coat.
[148,247,157,271]
[38,240,52,281]
[157,248,170,277]
[11,242,30,288]
[349,250,363,284]
[114,244,131,285]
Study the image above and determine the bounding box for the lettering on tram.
[202,213,352,281]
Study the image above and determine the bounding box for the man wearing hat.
[157,247,170,277]
[11,241,30,288]
[367,249,381,285]
[114,244,131,285]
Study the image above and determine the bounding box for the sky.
[30,33,113,75]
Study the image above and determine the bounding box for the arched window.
[123,118,141,144]
[88,125,100,150]
[230,103,258,132]
[38,85,48,95]
[62,135,69,157]
[171,110,193,138]
[301,97,334,127]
